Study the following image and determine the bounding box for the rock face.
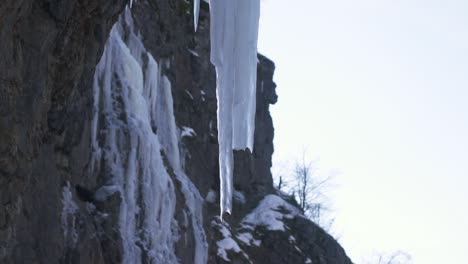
[0,1,353,263]
[0,0,126,263]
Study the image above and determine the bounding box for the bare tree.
[277,175,285,191]
[293,156,334,231]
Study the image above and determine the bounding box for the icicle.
[61,182,78,246]
[209,0,261,217]
[194,0,200,31]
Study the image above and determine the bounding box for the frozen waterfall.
[91,9,207,264]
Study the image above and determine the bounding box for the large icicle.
[209,0,261,216]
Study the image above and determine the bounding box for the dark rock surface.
[1,0,353,263]
[0,0,126,263]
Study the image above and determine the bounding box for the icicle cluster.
[208,0,261,217]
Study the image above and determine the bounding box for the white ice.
[194,0,200,31]
[92,10,183,264]
[61,181,78,246]
[153,53,208,264]
[209,0,261,217]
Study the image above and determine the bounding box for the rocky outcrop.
[0,0,353,263]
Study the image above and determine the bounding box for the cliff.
[0,0,352,263]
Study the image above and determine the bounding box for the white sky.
[257,0,468,263]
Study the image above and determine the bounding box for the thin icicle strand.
[194,0,200,31]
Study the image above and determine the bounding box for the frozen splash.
[91,9,207,264]
[209,0,261,217]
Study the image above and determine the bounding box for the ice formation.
[209,0,261,217]
[92,9,207,264]
[194,0,200,31]
[61,182,78,246]
[89,0,261,260]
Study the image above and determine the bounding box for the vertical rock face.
[0,1,353,263]
[0,0,126,263]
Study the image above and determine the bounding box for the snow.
[288,235,296,243]
[217,238,242,261]
[236,232,261,247]
[181,126,197,138]
[212,219,250,262]
[209,0,261,217]
[200,90,206,103]
[241,195,301,231]
[61,182,78,246]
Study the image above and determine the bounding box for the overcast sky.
[257,0,468,263]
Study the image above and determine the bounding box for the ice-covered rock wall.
[91,9,207,264]
[0,0,353,263]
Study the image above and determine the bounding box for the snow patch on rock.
[236,232,261,247]
[241,195,301,231]
[181,126,197,138]
[212,219,250,262]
